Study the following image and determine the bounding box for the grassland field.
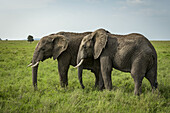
[0,40,170,113]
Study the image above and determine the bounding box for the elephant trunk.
[31,50,39,90]
[75,52,85,88]
[74,49,84,68]
[78,66,85,89]
[32,65,39,90]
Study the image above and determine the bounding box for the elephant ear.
[52,35,69,60]
[92,30,108,59]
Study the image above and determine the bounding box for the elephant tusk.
[31,62,39,68]
[27,63,33,67]
[74,59,84,68]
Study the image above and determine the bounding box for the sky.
[0,0,170,40]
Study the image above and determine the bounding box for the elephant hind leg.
[131,59,147,95]
[131,73,145,96]
[145,65,158,93]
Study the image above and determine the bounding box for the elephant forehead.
[94,28,110,33]
[40,36,48,42]
[41,36,54,43]
[82,35,92,42]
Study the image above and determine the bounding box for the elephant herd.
[28,28,158,95]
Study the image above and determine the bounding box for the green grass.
[0,40,170,113]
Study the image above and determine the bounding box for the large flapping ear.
[52,35,69,60]
[92,29,108,59]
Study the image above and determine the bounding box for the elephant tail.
[146,53,158,88]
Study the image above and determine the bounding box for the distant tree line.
[0,38,8,41]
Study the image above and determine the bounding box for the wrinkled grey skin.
[77,28,158,95]
[30,32,103,90]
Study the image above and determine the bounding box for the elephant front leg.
[98,71,105,90]
[58,61,69,88]
[94,71,99,88]
[100,57,112,90]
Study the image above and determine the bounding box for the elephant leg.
[145,66,158,93]
[131,58,146,95]
[98,70,105,90]
[58,60,70,88]
[131,73,144,96]
[94,71,99,88]
[100,57,112,90]
[78,67,85,89]
[93,70,104,90]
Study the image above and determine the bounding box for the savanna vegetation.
[0,40,169,113]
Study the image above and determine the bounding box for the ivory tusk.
[27,63,33,67]
[31,62,39,68]
[74,59,84,68]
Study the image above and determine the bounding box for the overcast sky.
[0,0,170,40]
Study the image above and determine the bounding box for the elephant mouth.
[74,59,84,68]
[27,55,52,68]
[27,61,39,68]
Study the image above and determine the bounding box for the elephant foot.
[34,86,38,91]
[81,85,85,89]
[96,84,105,91]
[104,82,112,91]
[98,87,104,91]
[94,83,98,88]
[134,87,142,96]
[60,82,68,88]
[152,87,159,95]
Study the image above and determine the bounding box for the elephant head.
[28,34,68,89]
[75,29,109,67]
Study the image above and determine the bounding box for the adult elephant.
[28,32,103,90]
[75,28,158,95]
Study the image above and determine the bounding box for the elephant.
[75,28,158,95]
[28,31,104,90]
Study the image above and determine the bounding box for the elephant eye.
[42,47,45,51]
[83,45,86,49]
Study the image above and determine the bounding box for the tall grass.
[0,41,169,113]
